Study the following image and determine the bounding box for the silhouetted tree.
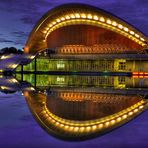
[0,47,23,55]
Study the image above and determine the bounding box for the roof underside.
[25,3,148,53]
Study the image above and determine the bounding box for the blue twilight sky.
[0,0,148,50]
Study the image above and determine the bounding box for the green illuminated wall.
[16,74,122,88]
[16,58,116,72]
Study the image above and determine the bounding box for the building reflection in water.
[2,74,145,140]
[24,90,147,140]
[0,74,148,140]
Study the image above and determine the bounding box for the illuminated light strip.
[133,72,139,75]
[40,100,145,133]
[45,14,146,46]
[132,72,148,78]
[112,21,117,26]
[133,75,139,78]
[42,13,146,44]
[43,103,145,134]
[43,18,145,47]
[130,31,135,35]
[60,93,136,102]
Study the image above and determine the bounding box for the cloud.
[0,37,14,43]
[0,37,24,47]
[11,31,29,38]
[13,40,25,46]
[0,0,55,25]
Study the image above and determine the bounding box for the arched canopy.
[25,3,148,53]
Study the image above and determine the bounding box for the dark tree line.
[0,47,23,55]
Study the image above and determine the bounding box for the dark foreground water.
[0,92,148,148]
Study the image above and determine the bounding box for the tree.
[0,47,23,55]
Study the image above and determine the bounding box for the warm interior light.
[124,27,128,32]
[112,21,117,26]
[130,31,134,35]
[100,17,105,22]
[81,13,86,18]
[135,34,140,38]
[70,14,75,18]
[87,14,92,19]
[118,24,123,29]
[56,19,61,23]
[140,37,144,41]
[61,17,65,21]
[65,15,70,19]
[75,13,80,18]
[106,19,111,24]
[93,15,98,20]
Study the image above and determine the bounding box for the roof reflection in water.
[0,75,147,140]
[24,89,147,140]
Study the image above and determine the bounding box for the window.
[118,62,126,70]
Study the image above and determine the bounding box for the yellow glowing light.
[80,127,85,132]
[124,27,128,32]
[56,19,61,23]
[111,120,115,124]
[87,14,92,19]
[43,30,48,34]
[69,126,74,131]
[11,79,18,83]
[86,126,91,131]
[128,111,133,116]
[11,64,17,69]
[43,14,146,49]
[98,124,103,129]
[49,24,53,27]
[61,17,65,21]
[81,13,86,18]
[93,15,98,20]
[70,14,75,19]
[118,24,123,29]
[75,13,80,18]
[100,17,105,22]
[134,109,138,113]
[55,122,60,125]
[106,19,111,24]
[30,55,35,59]
[112,21,117,26]
[1,86,7,90]
[92,125,97,130]
[135,34,139,38]
[65,15,70,19]
[105,122,110,126]
[60,124,64,127]
[64,125,69,129]
[139,105,144,109]
[122,114,127,119]
[74,127,79,131]
[52,21,56,25]
[117,117,121,122]
[140,37,145,41]
[1,55,8,60]
[130,31,134,35]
